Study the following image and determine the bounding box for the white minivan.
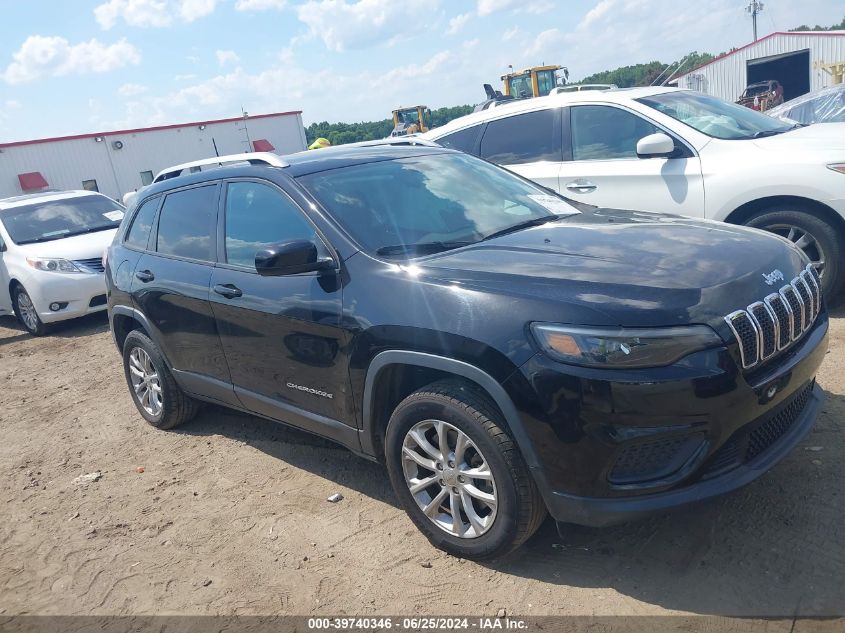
[0,190,125,335]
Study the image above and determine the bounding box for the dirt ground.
[0,308,843,618]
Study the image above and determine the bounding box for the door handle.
[213,284,243,299]
[135,269,154,282]
[565,180,598,194]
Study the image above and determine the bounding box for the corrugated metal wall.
[0,113,307,200]
[674,33,845,102]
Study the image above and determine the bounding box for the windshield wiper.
[59,225,118,239]
[750,129,788,139]
[482,215,559,241]
[376,241,474,257]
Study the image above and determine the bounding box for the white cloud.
[174,73,197,80]
[179,0,217,22]
[216,49,241,66]
[477,0,515,16]
[447,12,472,35]
[522,0,554,14]
[94,0,217,29]
[502,26,521,40]
[2,36,141,84]
[235,0,287,10]
[297,0,437,52]
[118,82,147,96]
[578,0,614,30]
[5,100,22,109]
[525,27,564,57]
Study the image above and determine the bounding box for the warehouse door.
[747,49,810,101]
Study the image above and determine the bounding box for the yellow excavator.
[390,106,431,137]
[501,64,569,99]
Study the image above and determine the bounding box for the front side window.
[637,91,794,140]
[155,185,217,261]
[0,194,124,245]
[571,105,660,161]
[437,126,481,154]
[480,109,560,165]
[298,152,579,257]
[124,197,159,250]
[224,181,317,268]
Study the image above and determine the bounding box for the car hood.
[411,208,807,330]
[14,228,118,261]
[752,122,845,151]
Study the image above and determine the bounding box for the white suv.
[424,87,845,297]
[0,191,125,335]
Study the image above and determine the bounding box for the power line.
[746,0,764,41]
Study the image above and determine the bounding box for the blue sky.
[0,0,843,142]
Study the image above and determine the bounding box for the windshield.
[0,194,124,245]
[637,91,794,140]
[297,152,580,257]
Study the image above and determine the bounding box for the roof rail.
[153,152,288,183]
[344,136,442,148]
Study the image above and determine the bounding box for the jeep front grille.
[724,264,821,369]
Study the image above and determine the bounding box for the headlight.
[828,164,845,174]
[26,257,83,273]
[530,323,722,368]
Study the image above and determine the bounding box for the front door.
[130,182,235,404]
[561,104,705,217]
[208,179,347,425]
[0,233,12,316]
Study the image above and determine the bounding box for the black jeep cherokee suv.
[106,144,828,559]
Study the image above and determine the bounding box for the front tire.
[12,285,47,336]
[385,381,546,560]
[746,207,844,299]
[122,330,198,429]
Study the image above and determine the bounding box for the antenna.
[746,0,764,41]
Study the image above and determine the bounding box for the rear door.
[560,104,705,216]
[131,182,236,405]
[0,229,11,315]
[478,108,564,191]
[208,178,348,425]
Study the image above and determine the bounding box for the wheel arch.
[724,195,845,237]
[361,351,543,476]
[110,305,155,353]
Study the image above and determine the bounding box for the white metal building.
[673,31,845,103]
[0,111,307,200]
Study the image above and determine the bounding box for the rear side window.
[571,105,659,160]
[124,198,159,250]
[437,126,481,154]
[155,185,217,262]
[480,109,560,165]
[224,181,317,268]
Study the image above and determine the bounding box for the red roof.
[0,111,302,150]
[674,30,845,79]
[18,172,49,191]
[252,139,275,152]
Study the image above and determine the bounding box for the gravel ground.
[0,308,842,617]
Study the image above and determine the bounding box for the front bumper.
[505,311,828,527]
[545,382,823,527]
[25,271,108,323]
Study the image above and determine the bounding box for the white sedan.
[0,190,124,335]
[424,87,845,296]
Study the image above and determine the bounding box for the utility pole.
[746,0,764,41]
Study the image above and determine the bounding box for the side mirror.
[255,240,334,277]
[0,237,6,252]
[255,240,334,276]
[636,132,675,159]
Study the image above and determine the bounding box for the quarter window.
[224,181,317,268]
[155,185,217,261]
[124,197,159,250]
[480,109,560,165]
[82,179,99,192]
[571,105,659,160]
[140,171,154,186]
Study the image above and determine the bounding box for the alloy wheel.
[401,419,498,538]
[16,291,39,332]
[128,347,163,417]
[765,223,826,279]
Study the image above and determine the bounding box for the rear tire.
[385,380,546,560]
[12,285,48,336]
[122,330,198,429]
[745,207,844,299]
